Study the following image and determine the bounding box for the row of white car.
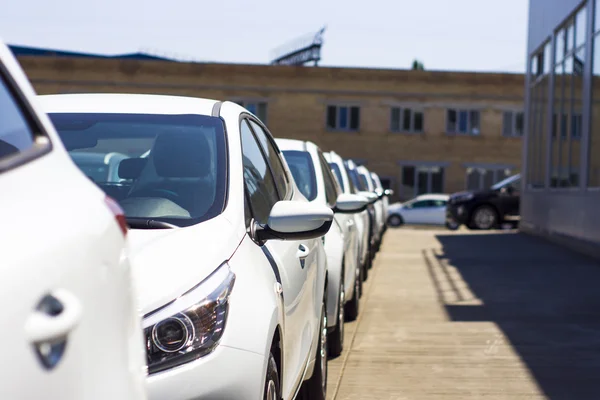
[1,40,391,400]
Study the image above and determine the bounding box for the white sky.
[0,0,529,72]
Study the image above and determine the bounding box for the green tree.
[412,59,425,70]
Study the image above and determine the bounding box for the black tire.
[363,247,370,280]
[470,205,499,230]
[300,299,328,400]
[264,352,281,400]
[328,281,344,358]
[445,220,460,231]
[387,214,404,227]
[345,268,360,321]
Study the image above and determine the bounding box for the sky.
[0,0,529,73]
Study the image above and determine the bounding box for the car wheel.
[471,205,498,230]
[345,268,360,321]
[387,214,404,227]
[300,299,328,400]
[328,281,344,358]
[264,352,280,400]
[445,220,460,231]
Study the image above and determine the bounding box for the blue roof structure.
[8,44,175,61]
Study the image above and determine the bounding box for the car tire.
[387,214,404,227]
[345,269,360,321]
[264,352,281,400]
[300,299,328,400]
[470,205,499,230]
[328,281,344,358]
[445,220,460,231]
[363,248,370,280]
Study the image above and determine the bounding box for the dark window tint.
[240,119,279,224]
[402,166,415,196]
[51,113,227,227]
[350,107,360,130]
[411,200,433,208]
[329,162,346,192]
[327,106,337,129]
[248,120,289,198]
[414,111,424,132]
[0,73,35,161]
[318,151,339,206]
[390,107,401,131]
[281,150,318,201]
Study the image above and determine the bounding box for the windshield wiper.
[126,218,178,229]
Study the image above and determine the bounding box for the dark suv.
[446,174,521,230]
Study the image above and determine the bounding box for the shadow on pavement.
[432,232,600,400]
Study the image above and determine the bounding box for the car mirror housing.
[384,189,394,197]
[333,193,369,214]
[251,201,333,244]
[357,191,379,204]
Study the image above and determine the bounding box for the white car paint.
[39,93,332,400]
[371,172,389,226]
[276,139,364,349]
[387,194,449,226]
[324,151,371,284]
[0,42,147,399]
[356,165,385,245]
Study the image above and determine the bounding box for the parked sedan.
[446,173,521,230]
[0,43,147,399]
[41,93,334,400]
[277,139,368,358]
[356,165,385,250]
[387,194,449,227]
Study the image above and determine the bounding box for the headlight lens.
[143,262,235,374]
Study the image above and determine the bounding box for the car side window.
[0,71,36,162]
[433,200,447,207]
[411,200,432,208]
[248,120,289,199]
[318,151,339,207]
[240,119,279,225]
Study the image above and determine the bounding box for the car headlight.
[143,262,235,374]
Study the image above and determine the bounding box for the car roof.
[38,93,220,116]
[414,193,449,201]
[275,138,318,153]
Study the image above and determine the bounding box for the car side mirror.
[251,201,333,244]
[333,193,369,214]
[501,186,514,195]
[357,191,379,204]
[384,189,394,197]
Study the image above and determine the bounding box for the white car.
[276,139,368,358]
[356,165,385,250]
[371,172,391,230]
[0,44,147,399]
[387,194,449,227]
[40,93,334,400]
[324,151,373,295]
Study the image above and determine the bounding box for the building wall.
[522,0,600,248]
[17,56,524,201]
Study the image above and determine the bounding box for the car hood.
[127,216,239,316]
[450,189,495,202]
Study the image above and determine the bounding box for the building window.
[399,164,445,200]
[446,109,480,135]
[236,101,268,123]
[390,107,424,133]
[327,105,360,131]
[589,5,600,187]
[465,167,514,191]
[527,40,551,189]
[549,5,587,189]
[502,111,524,137]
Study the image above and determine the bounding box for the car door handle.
[296,244,310,259]
[25,289,82,345]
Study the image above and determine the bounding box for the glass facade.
[526,1,599,189]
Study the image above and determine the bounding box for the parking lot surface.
[327,228,600,400]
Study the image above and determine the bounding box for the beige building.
[16,54,525,201]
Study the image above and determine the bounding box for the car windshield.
[359,173,370,191]
[329,162,346,192]
[49,113,228,228]
[345,164,366,191]
[281,150,317,201]
[491,173,521,190]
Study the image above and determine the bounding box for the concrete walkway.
[327,228,600,400]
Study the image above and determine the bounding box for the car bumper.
[446,204,470,225]
[147,345,266,400]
